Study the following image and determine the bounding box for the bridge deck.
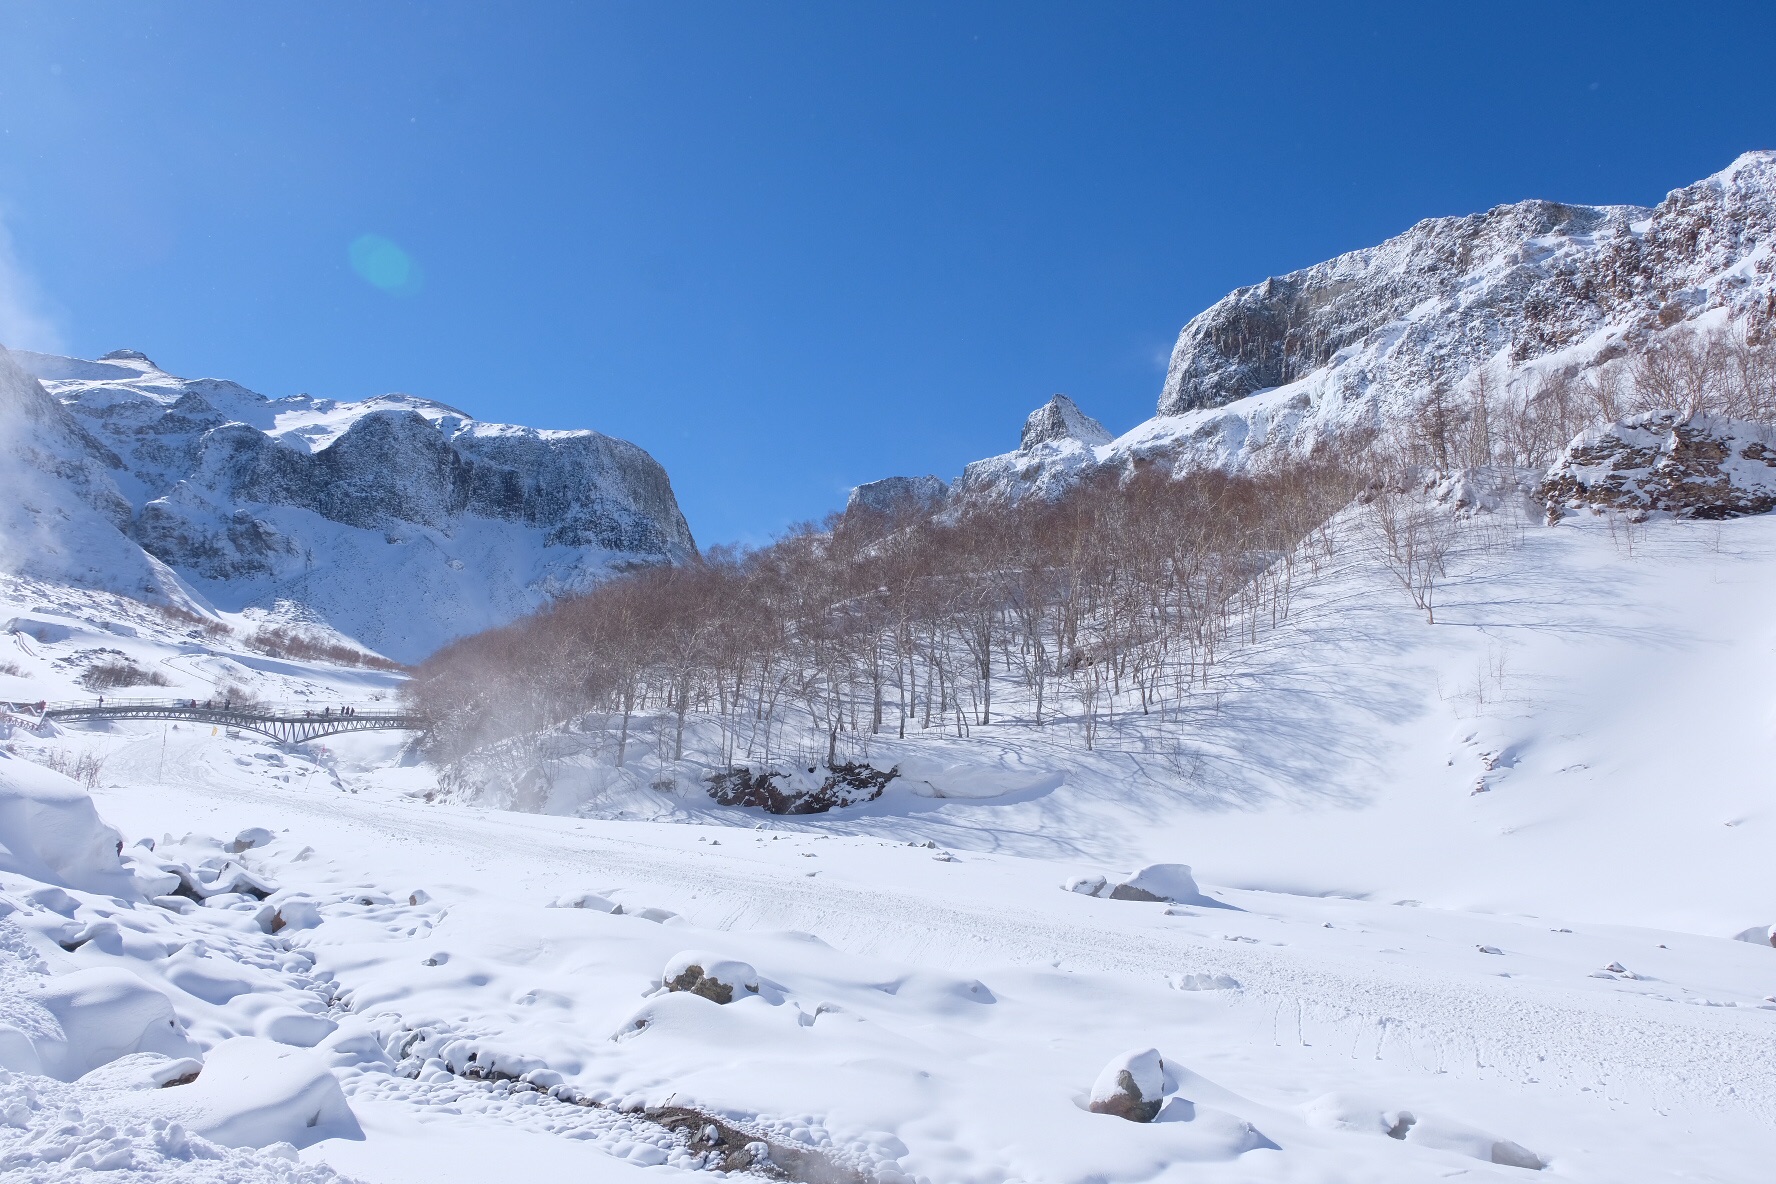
[14,698,427,745]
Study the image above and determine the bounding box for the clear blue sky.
[2,3,1773,546]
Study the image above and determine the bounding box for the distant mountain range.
[0,347,693,661]
[6,153,1775,660]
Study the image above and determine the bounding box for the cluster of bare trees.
[410,460,1363,765]
[1395,327,1776,474]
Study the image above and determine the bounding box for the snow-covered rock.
[2,346,697,661]
[1087,1047,1167,1122]
[845,474,949,518]
[1542,412,1776,520]
[0,348,196,607]
[19,968,197,1080]
[1021,394,1112,450]
[1109,863,1204,904]
[661,951,760,1004]
[0,751,135,897]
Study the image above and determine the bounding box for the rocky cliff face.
[954,152,1776,505]
[3,348,696,661]
[1161,151,1776,417]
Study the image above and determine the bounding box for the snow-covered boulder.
[1732,924,1775,947]
[112,1037,361,1149]
[226,827,275,853]
[18,967,198,1079]
[549,890,620,913]
[1108,863,1205,904]
[0,751,136,896]
[1088,1047,1168,1122]
[663,951,760,1005]
[1542,412,1776,521]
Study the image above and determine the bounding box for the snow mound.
[17,967,198,1080]
[115,1038,361,1150]
[0,1063,356,1181]
[0,751,135,896]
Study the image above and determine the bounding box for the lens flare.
[348,234,421,293]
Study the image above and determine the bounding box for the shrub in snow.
[663,951,759,1004]
[1109,864,1204,904]
[1089,1047,1168,1122]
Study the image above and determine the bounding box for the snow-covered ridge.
[946,152,1776,504]
[0,347,697,662]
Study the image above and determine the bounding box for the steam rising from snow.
[0,216,62,354]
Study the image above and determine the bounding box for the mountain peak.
[1020,394,1112,451]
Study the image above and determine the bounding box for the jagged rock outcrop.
[845,474,949,518]
[1541,412,1776,520]
[949,394,1116,505]
[4,348,696,660]
[1020,394,1112,450]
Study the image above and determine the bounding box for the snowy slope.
[2,500,1775,1182]
[1,347,696,662]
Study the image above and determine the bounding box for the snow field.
[2,507,1775,1180]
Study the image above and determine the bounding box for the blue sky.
[2,3,1774,546]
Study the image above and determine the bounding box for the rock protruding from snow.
[846,475,949,519]
[1733,924,1776,947]
[1021,395,1112,451]
[1088,1047,1168,1122]
[705,762,897,814]
[1109,864,1204,904]
[662,952,759,1004]
[0,347,196,607]
[1541,412,1776,521]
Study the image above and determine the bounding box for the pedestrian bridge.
[26,697,428,746]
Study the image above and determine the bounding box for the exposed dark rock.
[705,761,897,814]
[1541,412,1776,521]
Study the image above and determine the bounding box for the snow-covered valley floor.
[3,509,1775,1183]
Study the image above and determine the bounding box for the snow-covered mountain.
[949,151,1776,502]
[0,347,695,661]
